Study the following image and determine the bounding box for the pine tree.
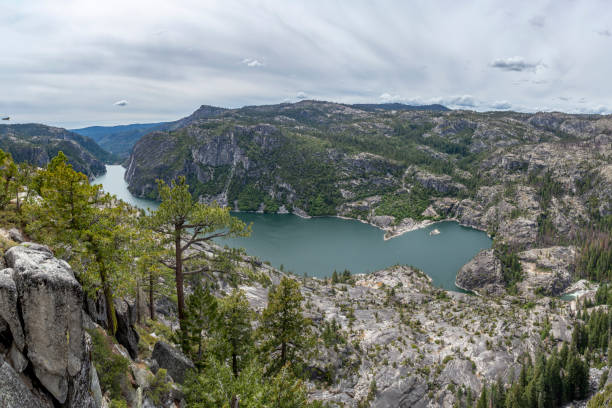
[177,283,219,366]
[147,177,250,329]
[216,289,252,377]
[260,277,311,372]
[475,386,488,408]
[0,149,17,210]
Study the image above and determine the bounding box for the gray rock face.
[0,358,53,408]
[114,298,140,359]
[517,246,576,296]
[372,375,429,408]
[496,217,538,247]
[7,342,28,373]
[455,249,505,295]
[0,268,25,351]
[8,228,24,243]
[152,341,195,384]
[414,170,466,195]
[2,243,94,406]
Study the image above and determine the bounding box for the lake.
[93,165,492,291]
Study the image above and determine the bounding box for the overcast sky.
[2,0,612,128]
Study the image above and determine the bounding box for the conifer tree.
[177,283,219,366]
[260,276,311,372]
[147,177,250,329]
[216,289,252,377]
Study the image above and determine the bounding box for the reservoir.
[93,165,492,291]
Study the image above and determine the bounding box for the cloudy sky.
[2,0,612,128]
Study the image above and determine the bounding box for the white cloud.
[114,100,128,106]
[296,91,308,100]
[2,1,612,126]
[242,58,264,67]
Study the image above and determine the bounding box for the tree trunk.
[175,229,185,328]
[232,352,238,377]
[230,395,239,408]
[281,341,286,367]
[100,265,117,334]
[135,280,141,325]
[149,269,156,320]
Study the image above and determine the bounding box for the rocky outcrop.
[152,341,195,384]
[517,246,576,296]
[0,357,54,408]
[114,298,140,359]
[414,170,466,195]
[0,243,98,406]
[455,249,505,295]
[496,217,538,247]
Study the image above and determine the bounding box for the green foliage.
[478,346,589,408]
[331,269,353,284]
[588,384,612,408]
[176,283,219,367]
[321,319,346,348]
[145,368,172,405]
[25,152,142,334]
[109,400,128,408]
[184,357,326,408]
[237,184,264,211]
[260,277,311,372]
[89,328,130,401]
[0,149,18,210]
[375,184,430,222]
[577,229,612,282]
[147,176,250,326]
[495,244,523,293]
[215,289,253,377]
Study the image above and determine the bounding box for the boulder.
[152,341,195,384]
[0,357,54,408]
[114,298,140,359]
[4,243,91,405]
[0,268,25,350]
[8,228,24,243]
[455,249,505,295]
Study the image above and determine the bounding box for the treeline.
[475,299,612,408]
[473,345,589,408]
[575,297,612,360]
[494,244,524,294]
[576,230,612,282]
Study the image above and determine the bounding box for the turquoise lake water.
[93,165,492,291]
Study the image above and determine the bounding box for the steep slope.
[125,102,611,249]
[0,124,112,178]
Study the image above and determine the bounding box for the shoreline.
[223,208,489,241]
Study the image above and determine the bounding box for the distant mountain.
[0,123,113,178]
[72,105,229,158]
[350,103,449,112]
[72,122,169,158]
